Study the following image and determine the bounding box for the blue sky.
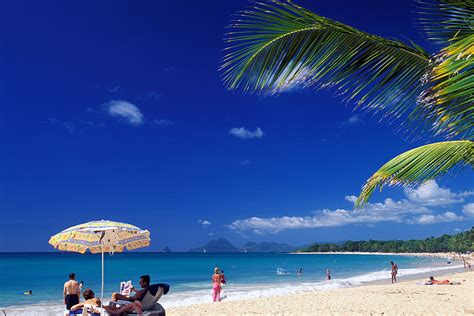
[0,0,472,252]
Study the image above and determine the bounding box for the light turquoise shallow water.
[0,252,454,313]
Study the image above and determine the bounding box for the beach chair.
[133,283,169,315]
[109,283,170,316]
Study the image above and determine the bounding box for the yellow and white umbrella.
[49,220,150,309]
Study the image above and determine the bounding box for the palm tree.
[220,0,473,206]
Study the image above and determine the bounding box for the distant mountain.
[188,239,299,253]
[188,238,240,252]
[162,246,172,253]
[241,241,297,253]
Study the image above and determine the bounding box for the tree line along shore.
[298,227,473,254]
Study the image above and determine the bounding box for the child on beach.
[212,267,221,302]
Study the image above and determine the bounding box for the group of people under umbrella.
[49,220,168,315]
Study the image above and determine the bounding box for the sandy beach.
[168,269,474,315]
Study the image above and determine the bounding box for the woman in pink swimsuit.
[211,267,221,302]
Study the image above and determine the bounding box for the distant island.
[162,246,172,253]
[298,228,473,253]
[188,238,296,253]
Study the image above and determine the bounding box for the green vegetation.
[221,1,473,206]
[299,228,474,253]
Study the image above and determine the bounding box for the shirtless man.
[64,273,81,310]
[390,261,398,284]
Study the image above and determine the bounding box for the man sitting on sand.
[111,275,150,302]
[64,273,81,310]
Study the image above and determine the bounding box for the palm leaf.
[417,0,474,44]
[221,1,431,133]
[356,140,474,207]
[415,35,474,139]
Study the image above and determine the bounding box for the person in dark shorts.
[64,273,81,310]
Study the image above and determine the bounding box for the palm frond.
[221,1,430,131]
[417,0,474,44]
[356,140,474,207]
[415,35,474,139]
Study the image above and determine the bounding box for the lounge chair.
[109,283,170,316]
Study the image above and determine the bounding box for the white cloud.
[108,85,120,93]
[454,228,462,232]
[154,119,175,126]
[240,160,251,166]
[48,118,74,134]
[139,92,161,101]
[229,127,264,139]
[408,212,463,225]
[404,181,467,206]
[228,182,473,234]
[104,100,144,125]
[272,65,313,93]
[198,220,212,227]
[462,203,474,217]
[338,114,363,127]
[228,196,431,234]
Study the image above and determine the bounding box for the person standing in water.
[211,267,222,302]
[326,269,331,280]
[297,268,303,276]
[390,261,398,284]
[64,273,81,310]
[220,269,226,285]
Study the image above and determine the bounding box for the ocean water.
[0,252,459,315]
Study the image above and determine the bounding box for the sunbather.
[427,276,457,285]
[70,289,101,314]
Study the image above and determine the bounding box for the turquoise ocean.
[0,252,460,315]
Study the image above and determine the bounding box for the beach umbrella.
[48,220,150,311]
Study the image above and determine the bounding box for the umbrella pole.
[101,243,104,315]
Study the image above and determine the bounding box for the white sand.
[168,270,474,315]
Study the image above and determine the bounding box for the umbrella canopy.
[49,220,150,314]
[49,220,150,253]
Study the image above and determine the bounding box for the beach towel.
[68,307,100,316]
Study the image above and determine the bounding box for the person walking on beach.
[64,273,81,310]
[211,267,221,302]
[326,269,331,280]
[390,261,398,284]
[463,257,471,269]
